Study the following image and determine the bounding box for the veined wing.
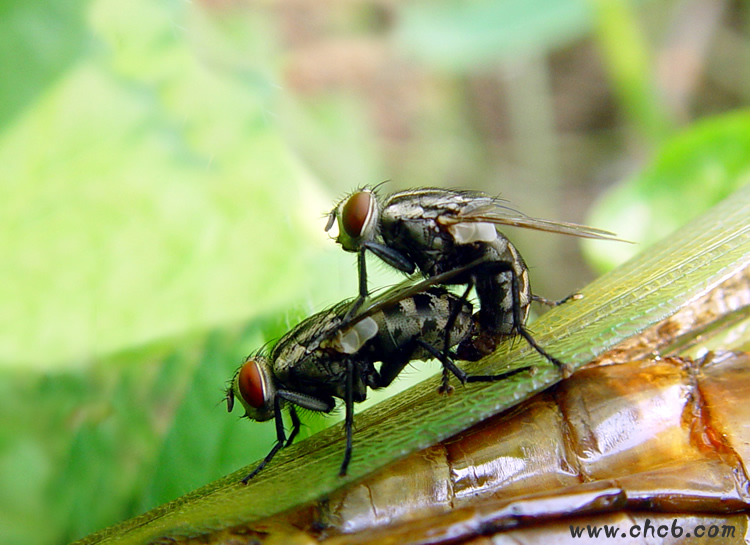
[288,257,485,355]
[345,255,489,330]
[385,187,624,241]
[272,299,354,358]
[437,199,627,241]
[308,256,488,355]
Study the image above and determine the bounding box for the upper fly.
[326,186,624,371]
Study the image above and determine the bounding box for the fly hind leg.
[532,293,583,307]
[460,262,571,377]
[339,358,355,477]
[508,272,572,377]
[415,339,531,387]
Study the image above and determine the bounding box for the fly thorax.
[274,343,308,376]
[385,200,427,220]
[331,317,379,354]
[448,222,498,244]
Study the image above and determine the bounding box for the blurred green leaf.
[589,0,674,145]
[0,0,360,370]
[1,311,316,545]
[585,110,750,271]
[397,0,594,71]
[135,313,324,511]
[0,0,365,543]
[0,0,89,128]
[397,0,668,150]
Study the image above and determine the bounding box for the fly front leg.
[241,396,294,484]
[342,243,415,325]
[341,249,369,325]
[285,406,301,447]
[363,241,416,276]
[241,391,334,483]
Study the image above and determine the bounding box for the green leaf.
[0,0,359,371]
[72,182,750,545]
[588,0,674,144]
[0,0,89,128]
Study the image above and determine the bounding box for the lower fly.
[226,275,532,482]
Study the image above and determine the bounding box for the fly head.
[326,187,381,252]
[229,356,277,422]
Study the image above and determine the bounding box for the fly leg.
[439,281,475,394]
[340,249,370,324]
[285,406,301,447]
[416,339,532,385]
[532,293,582,307]
[339,358,355,477]
[241,392,334,483]
[458,261,569,376]
[509,273,571,377]
[339,244,417,336]
[241,396,293,484]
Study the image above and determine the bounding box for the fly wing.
[348,255,489,327]
[273,299,353,359]
[438,200,626,242]
[386,188,626,242]
[301,277,446,355]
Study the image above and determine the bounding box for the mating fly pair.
[228,186,620,481]
[226,261,529,482]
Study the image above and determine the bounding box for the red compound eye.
[238,360,266,409]
[341,191,372,238]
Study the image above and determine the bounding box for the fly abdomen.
[472,237,531,335]
[370,288,473,363]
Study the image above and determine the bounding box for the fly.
[225,265,531,482]
[326,186,623,369]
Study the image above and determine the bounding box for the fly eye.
[341,191,373,238]
[237,360,267,409]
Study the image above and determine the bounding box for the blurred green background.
[2,1,749,544]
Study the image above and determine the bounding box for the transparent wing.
[439,201,627,242]
[347,256,489,328]
[386,188,627,242]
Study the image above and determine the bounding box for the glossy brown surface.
[193,351,750,544]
